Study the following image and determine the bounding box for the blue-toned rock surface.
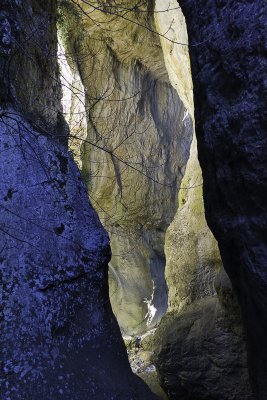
[179,1,267,398]
[0,1,158,398]
[0,114,158,399]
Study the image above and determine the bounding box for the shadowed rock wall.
[0,1,158,398]
[0,0,67,144]
[179,0,267,398]
[152,3,253,399]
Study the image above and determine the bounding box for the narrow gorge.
[0,1,266,400]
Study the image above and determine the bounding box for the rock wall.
[152,2,253,399]
[58,0,193,335]
[154,0,222,313]
[0,0,67,144]
[58,2,255,398]
[178,0,267,399]
[0,1,158,399]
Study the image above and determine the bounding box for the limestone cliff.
[152,3,253,399]
[0,1,158,399]
[155,0,221,312]
[58,2,254,399]
[0,0,67,144]
[179,1,267,398]
[2,1,263,399]
[58,0,193,334]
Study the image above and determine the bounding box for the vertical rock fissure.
[56,2,259,399]
[58,0,193,339]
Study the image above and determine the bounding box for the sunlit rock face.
[58,2,253,398]
[179,0,267,398]
[58,38,87,168]
[0,2,159,399]
[58,0,193,335]
[152,2,253,399]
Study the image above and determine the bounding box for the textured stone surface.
[59,0,193,334]
[0,114,158,400]
[0,0,67,144]
[164,137,222,312]
[153,3,253,399]
[0,1,159,399]
[155,1,222,313]
[154,297,252,400]
[59,3,254,398]
[6,1,262,398]
[127,346,168,400]
[179,0,267,398]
